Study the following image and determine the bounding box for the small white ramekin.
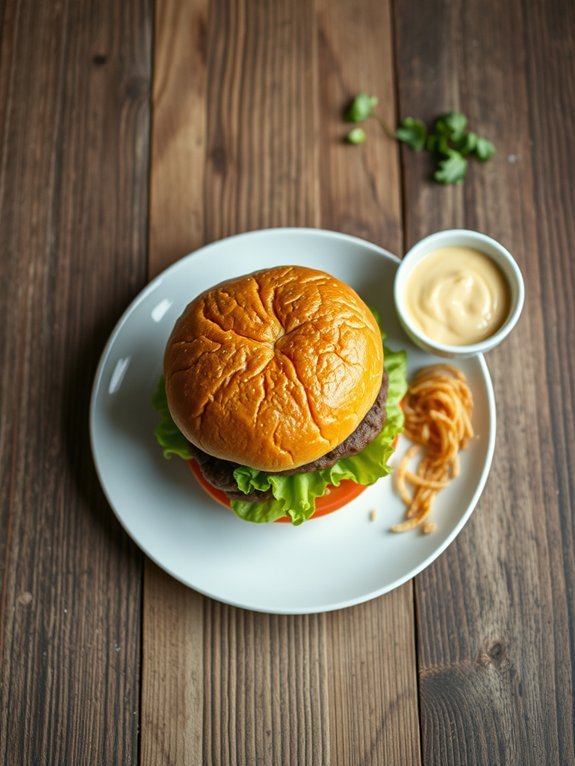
[394,229,525,358]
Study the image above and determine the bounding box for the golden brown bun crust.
[164,265,384,472]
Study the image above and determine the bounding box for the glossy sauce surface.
[405,246,510,345]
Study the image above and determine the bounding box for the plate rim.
[90,227,496,614]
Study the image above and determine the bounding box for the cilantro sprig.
[344,93,379,123]
[343,94,495,184]
[394,117,427,151]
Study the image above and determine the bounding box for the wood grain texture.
[394,0,575,762]
[142,563,205,764]
[204,0,320,240]
[148,0,208,274]
[0,0,151,764]
[326,592,421,766]
[317,0,402,247]
[202,606,330,765]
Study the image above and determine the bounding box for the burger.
[153,265,406,524]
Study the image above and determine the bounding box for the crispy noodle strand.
[392,365,473,534]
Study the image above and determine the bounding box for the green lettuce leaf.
[231,343,407,525]
[152,377,193,460]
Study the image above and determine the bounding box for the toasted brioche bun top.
[164,265,384,472]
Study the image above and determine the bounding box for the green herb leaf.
[474,136,496,161]
[434,112,467,142]
[346,127,367,144]
[426,133,453,156]
[438,135,452,156]
[345,93,378,123]
[343,89,496,184]
[433,152,468,184]
[395,117,428,151]
[457,130,478,156]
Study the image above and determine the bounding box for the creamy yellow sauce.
[405,246,510,345]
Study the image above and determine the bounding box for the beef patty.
[189,371,388,502]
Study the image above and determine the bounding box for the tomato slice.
[187,460,367,522]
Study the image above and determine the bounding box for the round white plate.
[90,228,495,614]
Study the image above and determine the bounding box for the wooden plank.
[316,1,421,763]
[142,564,205,763]
[325,592,421,765]
[201,606,331,765]
[204,0,320,240]
[142,0,208,763]
[317,0,402,246]
[394,0,575,762]
[148,0,208,274]
[0,0,151,763]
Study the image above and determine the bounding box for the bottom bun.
[188,460,367,521]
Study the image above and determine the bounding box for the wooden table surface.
[1,0,574,763]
